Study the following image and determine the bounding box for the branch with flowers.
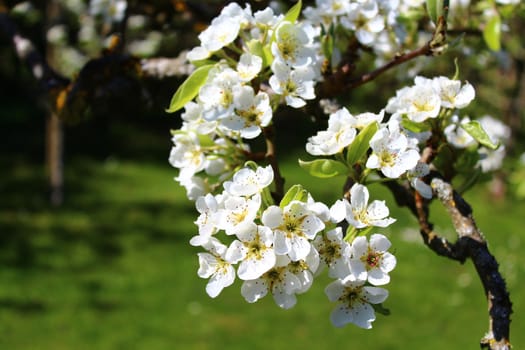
[168,0,519,348]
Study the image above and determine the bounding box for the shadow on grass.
[0,155,194,270]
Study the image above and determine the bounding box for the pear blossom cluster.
[169,2,326,199]
[190,163,397,328]
[169,1,512,332]
[303,0,427,58]
[187,2,322,108]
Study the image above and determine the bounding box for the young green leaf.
[299,159,348,178]
[483,14,502,51]
[284,0,302,23]
[400,117,432,133]
[460,120,499,150]
[280,184,309,208]
[166,64,214,113]
[247,40,272,68]
[346,122,379,166]
[426,0,442,24]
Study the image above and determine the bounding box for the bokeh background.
[1,1,524,349]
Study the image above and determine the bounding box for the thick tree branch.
[384,177,512,349]
[431,178,512,350]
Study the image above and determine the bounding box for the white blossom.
[366,125,420,178]
[444,116,476,148]
[386,84,441,123]
[223,165,274,197]
[325,278,389,328]
[306,107,357,155]
[348,234,397,285]
[225,223,276,280]
[221,86,272,139]
[197,238,236,298]
[262,200,325,261]
[341,1,385,46]
[241,255,302,309]
[313,227,352,278]
[330,184,396,228]
[269,61,316,108]
[407,162,433,199]
[216,193,262,235]
[430,76,475,109]
[272,21,315,67]
[237,53,263,82]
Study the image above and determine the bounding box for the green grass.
[1,149,524,349]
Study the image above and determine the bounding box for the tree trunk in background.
[45,0,64,206]
[46,111,63,206]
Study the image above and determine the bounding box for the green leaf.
[166,64,214,113]
[483,14,501,51]
[280,184,309,208]
[426,0,448,24]
[321,26,334,63]
[346,122,379,166]
[284,0,302,23]
[460,121,499,150]
[299,159,348,178]
[372,303,391,316]
[400,117,432,133]
[247,40,272,68]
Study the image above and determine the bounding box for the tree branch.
[318,16,448,98]
[430,178,512,350]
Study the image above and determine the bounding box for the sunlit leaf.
[400,117,432,133]
[346,122,379,166]
[460,121,499,150]
[284,0,302,23]
[426,0,449,24]
[483,14,501,51]
[166,64,214,113]
[280,184,308,208]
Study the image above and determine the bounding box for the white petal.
[351,236,368,257]
[288,236,312,261]
[274,231,291,255]
[348,260,368,282]
[330,305,353,328]
[330,199,348,223]
[350,302,375,329]
[350,184,369,212]
[197,253,216,278]
[261,206,283,228]
[380,252,397,273]
[238,250,276,280]
[225,240,246,264]
[272,291,297,309]
[241,279,268,303]
[206,265,235,298]
[300,215,325,238]
[369,234,391,252]
[367,268,390,286]
[363,286,389,304]
[324,279,345,302]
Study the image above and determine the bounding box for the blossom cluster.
[303,0,427,59]
[168,0,511,331]
[304,73,507,203]
[169,2,325,199]
[190,164,397,329]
